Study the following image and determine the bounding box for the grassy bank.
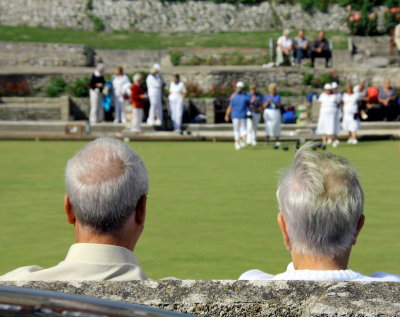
[0,25,348,50]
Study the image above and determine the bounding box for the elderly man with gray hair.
[0,137,149,281]
[239,145,400,281]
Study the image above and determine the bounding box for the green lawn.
[0,25,348,50]
[0,140,399,279]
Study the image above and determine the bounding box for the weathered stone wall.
[95,48,167,71]
[0,281,399,316]
[0,96,69,121]
[0,42,94,67]
[0,0,350,33]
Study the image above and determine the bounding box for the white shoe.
[351,139,358,144]
[154,119,162,126]
[347,139,352,144]
[235,142,241,150]
[251,141,257,146]
[327,139,333,145]
[239,139,246,148]
[332,140,340,148]
[146,120,154,126]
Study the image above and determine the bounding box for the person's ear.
[64,194,76,225]
[352,214,365,245]
[277,213,291,251]
[135,195,147,226]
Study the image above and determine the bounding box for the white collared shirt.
[239,262,400,281]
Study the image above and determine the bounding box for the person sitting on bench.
[311,31,332,68]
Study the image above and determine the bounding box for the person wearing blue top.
[246,84,263,146]
[263,83,282,149]
[225,81,250,150]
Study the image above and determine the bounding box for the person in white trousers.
[168,74,187,133]
[316,83,340,147]
[89,63,105,123]
[111,66,131,123]
[224,81,250,150]
[130,73,147,134]
[342,83,360,144]
[146,64,164,126]
[263,83,282,149]
[246,84,263,146]
[331,81,343,145]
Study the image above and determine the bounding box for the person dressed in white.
[246,84,263,146]
[224,81,250,150]
[276,29,293,66]
[146,64,164,126]
[263,83,282,149]
[112,66,131,123]
[316,83,340,147]
[168,74,187,133]
[342,83,360,144]
[331,81,342,142]
[88,63,106,123]
[239,145,400,281]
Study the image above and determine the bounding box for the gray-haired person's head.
[65,137,148,234]
[277,145,364,257]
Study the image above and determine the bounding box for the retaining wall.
[0,281,399,316]
[0,0,350,33]
[0,42,94,67]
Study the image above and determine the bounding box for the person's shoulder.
[238,269,274,280]
[367,272,400,282]
[0,265,44,281]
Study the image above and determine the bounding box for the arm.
[224,105,232,122]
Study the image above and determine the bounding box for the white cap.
[153,63,161,71]
[331,82,338,89]
[324,83,332,90]
[283,29,290,35]
[236,81,244,88]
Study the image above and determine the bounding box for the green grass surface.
[0,140,399,279]
[0,25,348,50]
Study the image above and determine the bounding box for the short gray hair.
[133,73,142,82]
[277,145,364,257]
[65,137,148,234]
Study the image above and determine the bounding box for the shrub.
[185,81,203,98]
[88,14,105,32]
[67,77,89,98]
[0,79,30,96]
[302,72,314,86]
[383,7,400,33]
[169,50,184,66]
[46,77,67,98]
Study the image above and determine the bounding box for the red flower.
[390,7,400,13]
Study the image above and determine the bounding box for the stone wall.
[0,97,69,121]
[0,281,399,316]
[0,0,350,33]
[95,49,167,71]
[0,42,94,67]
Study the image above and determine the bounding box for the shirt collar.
[65,243,140,265]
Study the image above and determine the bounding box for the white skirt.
[263,109,281,137]
[316,109,338,135]
[342,113,360,132]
